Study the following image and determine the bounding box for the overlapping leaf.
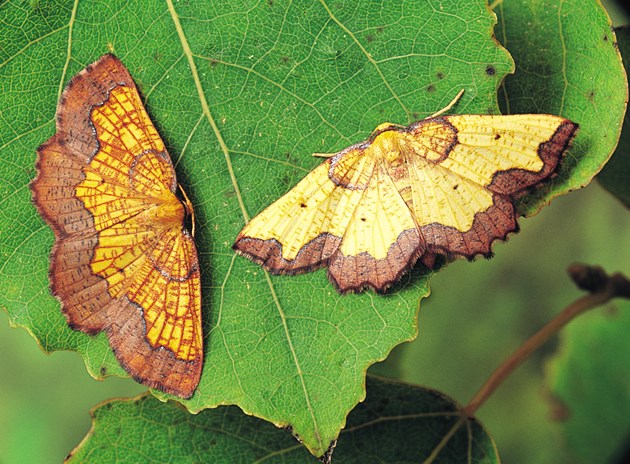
[67,376,498,463]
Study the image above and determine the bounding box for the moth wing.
[327,160,423,293]
[400,114,578,261]
[32,54,202,398]
[234,146,372,275]
[435,114,577,194]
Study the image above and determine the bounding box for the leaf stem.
[462,264,630,418]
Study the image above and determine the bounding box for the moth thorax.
[149,197,185,228]
[373,129,405,165]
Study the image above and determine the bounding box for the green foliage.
[67,376,497,464]
[495,0,627,214]
[1,0,512,456]
[546,23,630,462]
[0,0,627,461]
[546,302,630,463]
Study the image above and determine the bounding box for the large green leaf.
[67,376,498,463]
[0,0,620,457]
[0,0,513,456]
[545,302,630,463]
[495,0,627,214]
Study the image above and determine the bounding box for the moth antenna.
[427,88,465,119]
[179,184,196,237]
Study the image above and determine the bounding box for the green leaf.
[598,26,630,208]
[0,0,514,456]
[0,0,618,457]
[494,0,628,214]
[545,302,630,463]
[67,375,498,463]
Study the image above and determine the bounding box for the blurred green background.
[2,2,629,463]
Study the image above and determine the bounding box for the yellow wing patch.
[31,54,202,398]
[234,110,578,294]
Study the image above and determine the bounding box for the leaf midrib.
[165,0,323,449]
